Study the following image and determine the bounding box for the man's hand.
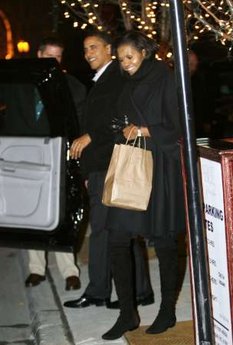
[70,134,91,159]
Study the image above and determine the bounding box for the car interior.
[0,58,86,252]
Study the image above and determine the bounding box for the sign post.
[169,0,214,343]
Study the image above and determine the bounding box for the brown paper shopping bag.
[102,140,153,211]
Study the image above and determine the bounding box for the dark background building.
[0,0,90,83]
[0,0,232,137]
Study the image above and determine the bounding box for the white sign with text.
[200,157,232,345]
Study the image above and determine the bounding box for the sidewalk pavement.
[0,242,193,345]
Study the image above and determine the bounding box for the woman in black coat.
[102,31,186,341]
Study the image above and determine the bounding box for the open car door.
[0,58,86,252]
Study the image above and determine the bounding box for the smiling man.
[64,30,124,309]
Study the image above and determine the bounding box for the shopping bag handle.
[126,126,146,149]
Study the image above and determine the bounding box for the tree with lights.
[57,0,233,52]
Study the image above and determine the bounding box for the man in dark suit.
[64,30,154,308]
[188,50,212,138]
[22,37,86,291]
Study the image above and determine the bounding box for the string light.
[57,0,233,47]
[184,0,233,45]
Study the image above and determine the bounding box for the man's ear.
[106,44,111,55]
[37,50,41,58]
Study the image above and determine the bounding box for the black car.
[0,58,86,252]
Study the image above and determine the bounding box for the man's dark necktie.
[34,88,44,120]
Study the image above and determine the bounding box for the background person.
[101,30,186,341]
[188,49,212,138]
[64,30,154,309]
[25,37,86,291]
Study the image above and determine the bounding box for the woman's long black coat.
[109,59,186,241]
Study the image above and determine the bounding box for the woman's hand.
[123,124,151,139]
[123,124,137,140]
[70,134,91,159]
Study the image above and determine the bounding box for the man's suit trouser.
[85,171,111,299]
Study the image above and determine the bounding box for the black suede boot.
[133,238,154,305]
[102,245,140,340]
[146,246,178,334]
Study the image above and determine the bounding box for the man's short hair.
[84,29,112,46]
[38,37,64,52]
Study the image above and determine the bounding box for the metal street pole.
[50,0,59,33]
[169,1,214,344]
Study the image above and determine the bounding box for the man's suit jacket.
[81,60,125,177]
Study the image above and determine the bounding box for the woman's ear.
[142,49,146,57]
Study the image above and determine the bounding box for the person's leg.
[55,252,80,278]
[28,250,46,275]
[64,171,111,307]
[146,238,178,334]
[133,237,154,305]
[25,250,46,287]
[102,229,139,340]
[55,252,80,290]
[109,237,154,309]
[84,171,111,299]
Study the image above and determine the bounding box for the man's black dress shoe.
[64,294,111,308]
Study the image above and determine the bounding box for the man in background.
[188,49,212,138]
[24,37,86,291]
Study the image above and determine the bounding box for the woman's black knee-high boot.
[146,246,178,334]
[102,245,140,340]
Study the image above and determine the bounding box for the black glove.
[111,115,129,133]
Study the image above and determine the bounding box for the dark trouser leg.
[146,240,178,334]
[85,172,111,299]
[102,230,139,340]
[133,237,154,303]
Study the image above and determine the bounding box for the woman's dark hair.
[114,30,158,59]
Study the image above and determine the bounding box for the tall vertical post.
[169,1,214,343]
[51,0,59,33]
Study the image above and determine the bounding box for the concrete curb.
[19,250,75,345]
